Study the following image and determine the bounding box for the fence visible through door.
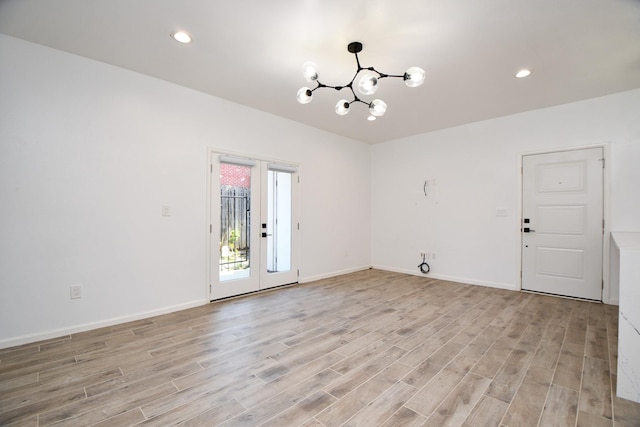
[521,147,603,300]
[219,164,251,281]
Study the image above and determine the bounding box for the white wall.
[0,35,371,347]
[372,88,640,301]
[2,33,639,348]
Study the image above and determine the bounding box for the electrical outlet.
[70,285,82,299]
[162,205,171,216]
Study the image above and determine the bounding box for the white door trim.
[517,143,614,303]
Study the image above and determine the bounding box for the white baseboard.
[372,265,519,291]
[300,265,372,284]
[0,299,207,350]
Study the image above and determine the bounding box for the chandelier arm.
[347,86,364,105]
[350,98,370,106]
[345,70,359,91]
[350,87,371,107]
[313,81,348,92]
[367,67,405,79]
[378,74,405,79]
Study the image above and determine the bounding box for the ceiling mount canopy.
[297,42,425,120]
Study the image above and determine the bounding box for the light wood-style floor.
[2,269,640,426]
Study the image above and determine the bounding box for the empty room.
[1,0,640,426]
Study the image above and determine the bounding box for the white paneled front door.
[521,147,603,300]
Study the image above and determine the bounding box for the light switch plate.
[70,285,82,299]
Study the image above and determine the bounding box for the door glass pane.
[267,170,292,273]
[219,163,251,282]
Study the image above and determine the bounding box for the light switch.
[162,206,171,216]
[70,285,82,299]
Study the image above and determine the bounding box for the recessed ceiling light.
[171,31,192,44]
[515,69,532,78]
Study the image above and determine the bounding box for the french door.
[521,147,603,300]
[209,152,299,300]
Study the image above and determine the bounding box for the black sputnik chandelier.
[297,42,425,121]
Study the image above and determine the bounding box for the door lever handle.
[523,228,535,233]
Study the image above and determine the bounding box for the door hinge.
[211,164,213,173]
[599,158,605,168]
[210,224,213,233]
[209,284,212,293]
[297,223,300,230]
[297,269,300,278]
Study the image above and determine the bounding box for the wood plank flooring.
[1,269,640,426]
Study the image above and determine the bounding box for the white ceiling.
[1,0,640,144]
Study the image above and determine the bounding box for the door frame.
[517,143,614,303]
[205,147,301,301]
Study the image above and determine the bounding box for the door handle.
[261,232,273,238]
[523,228,535,233]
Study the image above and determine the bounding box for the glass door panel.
[219,163,252,282]
[266,170,292,273]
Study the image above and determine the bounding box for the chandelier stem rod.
[353,51,363,72]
